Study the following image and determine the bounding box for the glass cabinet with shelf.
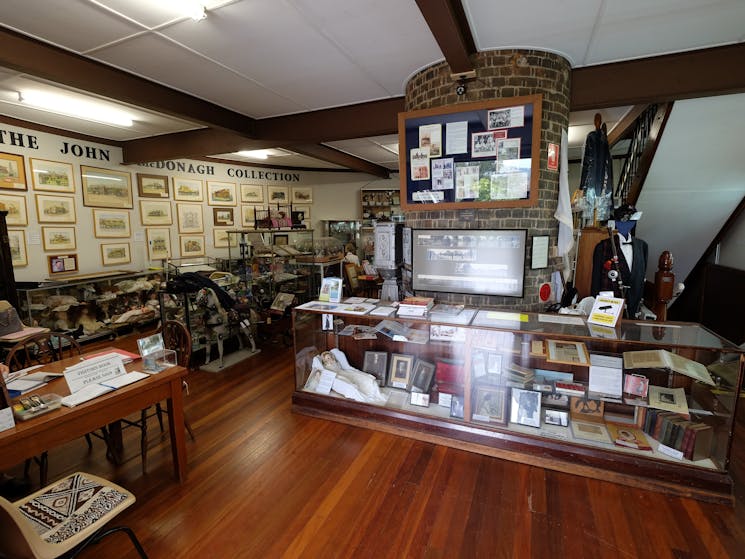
[360,188,402,225]
[292,305,744,503]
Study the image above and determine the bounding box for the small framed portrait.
[213,229,238,249]
[93,209,131,238]
[180,234,205,257]
[146,227,171,260]
[213,207,234,226]
[100,242,131,266]
[449,395,465,419]
[0,152,27,190]
[35,194,74,224]
[388,353,414,389]
[293,205,311,220]
[409,359,435,393]
[267,185,289,203]
[544,408,569,427]
[136,173,169,198]
[472,385,509,425]
[48,254,78,275]
[42,226,77,251]
[546,339,590,366]
[290,186,313,204]
[240,183,264,204]
[207,181,237,206]
[30,158,75,193]
[177,203,204,233]
[7,230,27,267]
[363,351,388,386]
[173,178,203,201]
[81,165,132,208]
[0,194,29,225]
[510,388,541,428]
[139,200,172,225]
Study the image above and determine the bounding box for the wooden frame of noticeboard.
[398,94,542,211]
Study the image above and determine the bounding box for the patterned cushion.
[17,473,129,544]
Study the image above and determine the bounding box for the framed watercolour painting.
[8,230,27,267]
[207,181,237,206]
[42,226,77,251]
[240,183,264,204]
[213,229,237,248]
[92,209,131,238]
[241,205,257,227]
[35,194,74,224]
[180,235,205,257]
[212,207,234,226]
[30,158,75,193]
[137,173,169,198]
[81,165,133,208]
[267,185,289,203]
[0,152,27,190]
[173,178,203,201]
[290,186,313,204]
[146,228,171,260]
[139,200,172,225]
[177,203,204,233]
[0,194,28,225]
[100,242,131,266]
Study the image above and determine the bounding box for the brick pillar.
[404,50,571,311]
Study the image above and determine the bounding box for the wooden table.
[0,355,189,482]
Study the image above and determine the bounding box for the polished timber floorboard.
[8,334,745,559]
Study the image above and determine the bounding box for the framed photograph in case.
[139,200,172,225]
[173,178,203,201]
[137,173,169,198]
[81,165,132,208]
[30,158,75,193]
[510,388,541,428]
[42,226,76,251]
[0,194,29,225]
[472,385,509,425]
[363,351,388,386]
[100,242,131,266]
[409,359,435,393]
[388,353,414,389]
[7,230,27,267]
[0,152,27,190]
[35,194,74,224]
[146,227,171,260]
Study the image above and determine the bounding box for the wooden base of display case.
[292,391,734,504]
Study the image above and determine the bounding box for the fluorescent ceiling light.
[160,0,206,21]
[19,90,134,127]
[236,150,270,159]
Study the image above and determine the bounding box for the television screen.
[411,229,527,297]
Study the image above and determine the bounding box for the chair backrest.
[0,495,45,559]
[5,332,81,373]
[0,374,11,409]
[162,320,192,371]
[343,263,361,295]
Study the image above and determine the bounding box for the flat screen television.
[411,229,527,297]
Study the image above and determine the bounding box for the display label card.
[0,407,15,432]
[437,392,453,408]
[410,392,430,407]
[315,370,336,395]
[657,443,684,460]
[587,295,624,327]
[64,355,126,394]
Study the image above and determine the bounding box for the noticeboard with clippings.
[398,94,542,211]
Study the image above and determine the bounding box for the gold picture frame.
[146,227,171,260]
[42,226,77,251]
[240,205,257,228]
[7,229,27,267]
[240,183,264,203]
[180,234,205,257]
[173,177,204,201]
[176,203,204,233]
[139,200,173,225]
[35,194,74,224]
[100,242,131,266]
[212,207,234,226]
[137,173,170,198]
[0,194,29,225]
[213,229,238,248]
[207,181,237,206]
[0,152,27,190]
[290,186,313,204]
[48,253,78,275]
[267,185,289,203]
[81,165,133,208]
[92,209,131,238]
[30,158,75,193]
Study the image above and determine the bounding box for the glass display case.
[292,305,744,503]
[360,188,402,226]
[321,220,363,261]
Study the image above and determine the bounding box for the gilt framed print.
[137,173,169,198]
[139,200,172,226]
[0,194,29,225]
[0,152,27,190]
[92,209,131,238]
[213,229,238,248]
[177,203,204,233]
[48,254,78,275]
[30,158,75,193]
[173,177,203,201]
[388,353,414,389]
[241,205,257,227]
[35,194,73,224]
[80,165,133,208]
[363,351,388,386]
[207,181,237,206]
[240,183,264,203]
[267,185,289,203]
[146,227,171,260]
[290,186,313,204]
[213,207,234,226]
[8,230,27,267]
[42,226,77,251]
[180,235,205,257]
[472,385,508,425]
[100,242,131,266]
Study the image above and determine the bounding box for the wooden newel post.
[653,251,675,321]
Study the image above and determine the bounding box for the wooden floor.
[8,332,745,559]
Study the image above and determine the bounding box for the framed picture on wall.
[173,178,203,201]
[7,230,27,267]
[213,229,237,248]
[0,194,29,225]
[177,203,204,233]
[42,226,77,251]
[207,181,237,206]
[290,186,313,204]
[0,152,27,190]
[213,207,234,226]
[240,183,264,203]
[241,205,257,227]
[100,242,131,266]
[267,185,289,203]
[48,254,78,275]
[92,209,131,238]
[139,200,173,225]
[180,235,205,257]
[35,194,74,224]
[293,204,310,220]
[137,173,170,198]
[30,158,75,193]
[146,227,171,260]
[81,165,133,208]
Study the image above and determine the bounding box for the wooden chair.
[343,262,363,297]
[0,471,148,559]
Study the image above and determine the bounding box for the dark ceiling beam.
[415,0,476,75]
[0,26,256,136]
[290,144,391,179]
[571,43,745,111]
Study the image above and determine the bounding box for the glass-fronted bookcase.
[291,303,743,503]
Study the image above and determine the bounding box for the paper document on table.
[61,384,114,407]
[100,371,149,389]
